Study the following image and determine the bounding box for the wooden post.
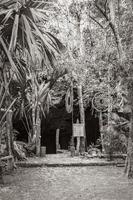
[40,146,46,157]
[56,129,60,153]
[76,137,80,154]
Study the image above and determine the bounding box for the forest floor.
[0,165,133,200]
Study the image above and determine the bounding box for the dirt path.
[0,166,133,200]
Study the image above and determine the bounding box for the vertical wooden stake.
[76,136,80,154]
[56,129,60,153]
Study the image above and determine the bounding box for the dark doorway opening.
[44,130,56,154]
[41,101,72,154]
[41,122,72,154]
[41,128,71,154]
[41,118,56,154]
[85,106,100,147]
[13,119,28,143]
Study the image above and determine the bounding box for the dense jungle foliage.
[0,0,133,178]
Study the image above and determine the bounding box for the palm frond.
[30,8,48,22]
[30,19,59,53]
[45,32,65,52]
[0,36,22,82]
[2,8,14,24]
[21,14,36,61]
[38,82,50,103]
[0,0,16,8]
[9,13,19,51]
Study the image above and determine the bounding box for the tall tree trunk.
[75,8,86,152]
[31,70,41,156]
[125,82,133,178]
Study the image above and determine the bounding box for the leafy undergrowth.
[0,166,133,200]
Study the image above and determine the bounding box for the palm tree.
[0,0,65,156]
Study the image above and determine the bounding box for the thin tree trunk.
[107,66,113,159]
[4,67,12,156]
[77,84,86,153]
[31,70,36,139]
[6,110,12,156]
[77,85,85,124]
[0,126,2,155]
[0,126,3,184]
[35,103,41,156]
[99,112,105,153]
[0,159,3,184]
